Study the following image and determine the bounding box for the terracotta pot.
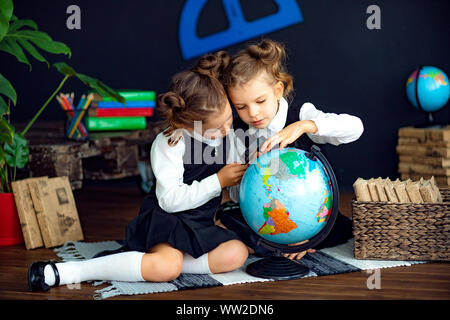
[0,192,24,246]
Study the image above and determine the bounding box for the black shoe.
[28,261,60,292]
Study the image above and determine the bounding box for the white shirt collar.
[249,96,288,138]
[181,128,222,147]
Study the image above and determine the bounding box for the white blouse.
[150,131,223,213]
[227,98,364,202]
[151,99,364,211]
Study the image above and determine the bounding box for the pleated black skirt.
[125,192,240,258]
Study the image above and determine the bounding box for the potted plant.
[0,0,124,246]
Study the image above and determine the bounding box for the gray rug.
[54,239,427,300]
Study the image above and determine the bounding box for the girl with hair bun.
[28,52,249,292]
[218,39,364,260]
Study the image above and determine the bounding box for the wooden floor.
[1,178,449,300]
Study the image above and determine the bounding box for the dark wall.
[1,0,449,190]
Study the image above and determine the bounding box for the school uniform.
[124,129,240,258]
[219,98,364,256]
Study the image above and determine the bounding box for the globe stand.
[414,113,446,129]
[245,145,340,281]
[246,244,310,280]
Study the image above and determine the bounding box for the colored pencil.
[59,93,87,137]
[66,94,85,138]
[68,93,93,138]
[56,96,82,138]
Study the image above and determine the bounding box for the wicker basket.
[352,188,450,261]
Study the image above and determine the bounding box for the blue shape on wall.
[179,0,303,60]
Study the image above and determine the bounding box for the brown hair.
[222,39,293,99]
[156,51,230,145]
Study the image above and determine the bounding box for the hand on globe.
[282,240,316,260]
[260,120,318,153]
[217,163,249,188]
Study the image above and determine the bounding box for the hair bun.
[156,91,186,120]
[247,39,284,63]
[193,51,230,79]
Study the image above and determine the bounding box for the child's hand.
[260,120,318,153]
[221,189,232,204]
[217,163,249,188]
[282,240,316,260]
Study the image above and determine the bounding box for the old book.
[429,176,443,203]
[384,180,399,203]
[353,178,371,202]
[401,173,450,187]
[398,126,450,142]
[11,177,48,250]
[396,145,450,158]
[367,178,379,201]
[375,177,388,202]
[398,163,450,176]
[405,181,424,204]
[419,180,438,203]
[393,181,410,203]
[399,155,450,168]
[29,176,84,248]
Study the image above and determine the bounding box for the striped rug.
[53,239,427,300]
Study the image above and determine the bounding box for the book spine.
[97,100,155,108]
[28,179,55,248]
[89,107,154,117]
[11,179,45,250]
[87,116,147,131]
[102,91,156,102]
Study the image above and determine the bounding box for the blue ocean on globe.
[406,66,450,112]
[239,148,334,245]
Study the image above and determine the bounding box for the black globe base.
[246,256,310,281]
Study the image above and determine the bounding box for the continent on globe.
[258,199,297,235]
[316,191,332,223]
[279,151,307,178]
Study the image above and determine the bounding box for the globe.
[406,66,450,112]
[239,147,334,246]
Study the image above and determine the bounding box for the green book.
[87,116,147,131]
[101,90,155,102]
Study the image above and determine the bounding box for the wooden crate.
[25,121,165,189]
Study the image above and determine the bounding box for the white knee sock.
[44,251,145,286]
[181,253,211,274]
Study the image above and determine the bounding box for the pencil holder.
[64,108,90,141]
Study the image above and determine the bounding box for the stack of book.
[396,126,450,187]
[87,90,155,131]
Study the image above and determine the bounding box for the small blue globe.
[406,66,450,112]
[239,148,334,245]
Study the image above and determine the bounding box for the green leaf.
[8,18,38,33]
[0,146,5,166]
[0,0,13,21]
[53,62,76,76]
[0,38,31,70]
[4,132,29,169]
[0,13,8,42]
[12,29,71,58]
[0,96,9,115]
[53,62,125,103]
[0,72,17,105]
[0,0,13,41]
[0,116,13,144]
[17,39,48,67]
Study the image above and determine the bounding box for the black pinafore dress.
[125,133,239,258]
[219,104,353,255]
